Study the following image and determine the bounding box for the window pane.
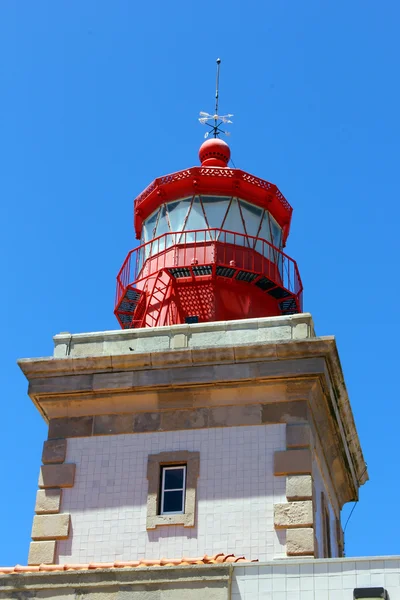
[164,467,184,490]
[238,200,263,239]
[155,205,169,238]
[167,199,191,232]
[144,209,159,244]
[255,211,273,257]
[184,197,207,230]
[270,214,282,249]
[162,490,184,513]
[201,196,231,233]
[222,198,247,246]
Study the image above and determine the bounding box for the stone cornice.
[19,336,334,379]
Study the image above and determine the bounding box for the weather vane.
[199,58,233,139]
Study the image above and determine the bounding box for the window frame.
[160,464,186,515]
[146,450,200,530]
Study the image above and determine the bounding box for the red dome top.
[199,138,231,167]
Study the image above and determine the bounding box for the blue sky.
[1,0,399,565]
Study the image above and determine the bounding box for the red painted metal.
[115,228,303,329]
[133,167,293,243]
[199,138,231,166]
[116,141,303,329]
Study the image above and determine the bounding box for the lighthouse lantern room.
[115,136,303,329]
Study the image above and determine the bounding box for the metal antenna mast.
[199,58,233,139]
[214,58,221,137]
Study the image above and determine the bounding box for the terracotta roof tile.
[0,553,256,575]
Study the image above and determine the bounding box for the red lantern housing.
[115,138,303,329]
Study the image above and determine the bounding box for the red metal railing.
[116,229,302,308]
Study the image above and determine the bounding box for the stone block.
[92,371,134,391]
[42,439,67,464]
[48,416,93,439]
[172,333,188,349]
[286,527,315,556]
[286,475,313,501]
[93,414,133,435]
[161,408,209,431]
[134,412,161,433]
[192,346,235,364]
[31,513,70,540]
[28,540,56,565]
[70,340,104,356]
[286,380,313,402]
[39,464,76,488]
[111,352,152,370]
[233,343,277,362]
[188,330,227,348]
[29,374,93,395]
[257,324,292,342]
[286,423,311,448]
[274,500,313,529]
[151,349,192,368]
[274,449,311,476]
[209,405,261,427]
[261,401,308,424]
[135,334,170,352]
[35,489,62,514]
[292,322,310,340]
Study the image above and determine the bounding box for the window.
[160,465,186,515]
[146,451,199,529]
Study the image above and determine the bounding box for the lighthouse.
[7,67,395,600]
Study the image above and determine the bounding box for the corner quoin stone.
[286,475,313,501]
[274,449,311,476]
[38,464,76,488]
[286,423,311,448]
[274,500,313,529]
[35,489,62,514]
[28,540,57,565]
[42,439,67,464]
[286,527,315,556]
[31,513,70,540]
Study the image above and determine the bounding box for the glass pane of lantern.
[154,205,169,252]
[238,199,263,243]
[221,198,247,246]
[143,208,160,259]
[201,196,231,238]
[183,196,208,242]
[167,199,191,233]
[137,228,146,273]
[255,211,273,260]
[144,209,159,244]
[270,214,282,249]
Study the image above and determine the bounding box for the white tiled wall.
[57,424,286,563]
[232,557,400,600]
